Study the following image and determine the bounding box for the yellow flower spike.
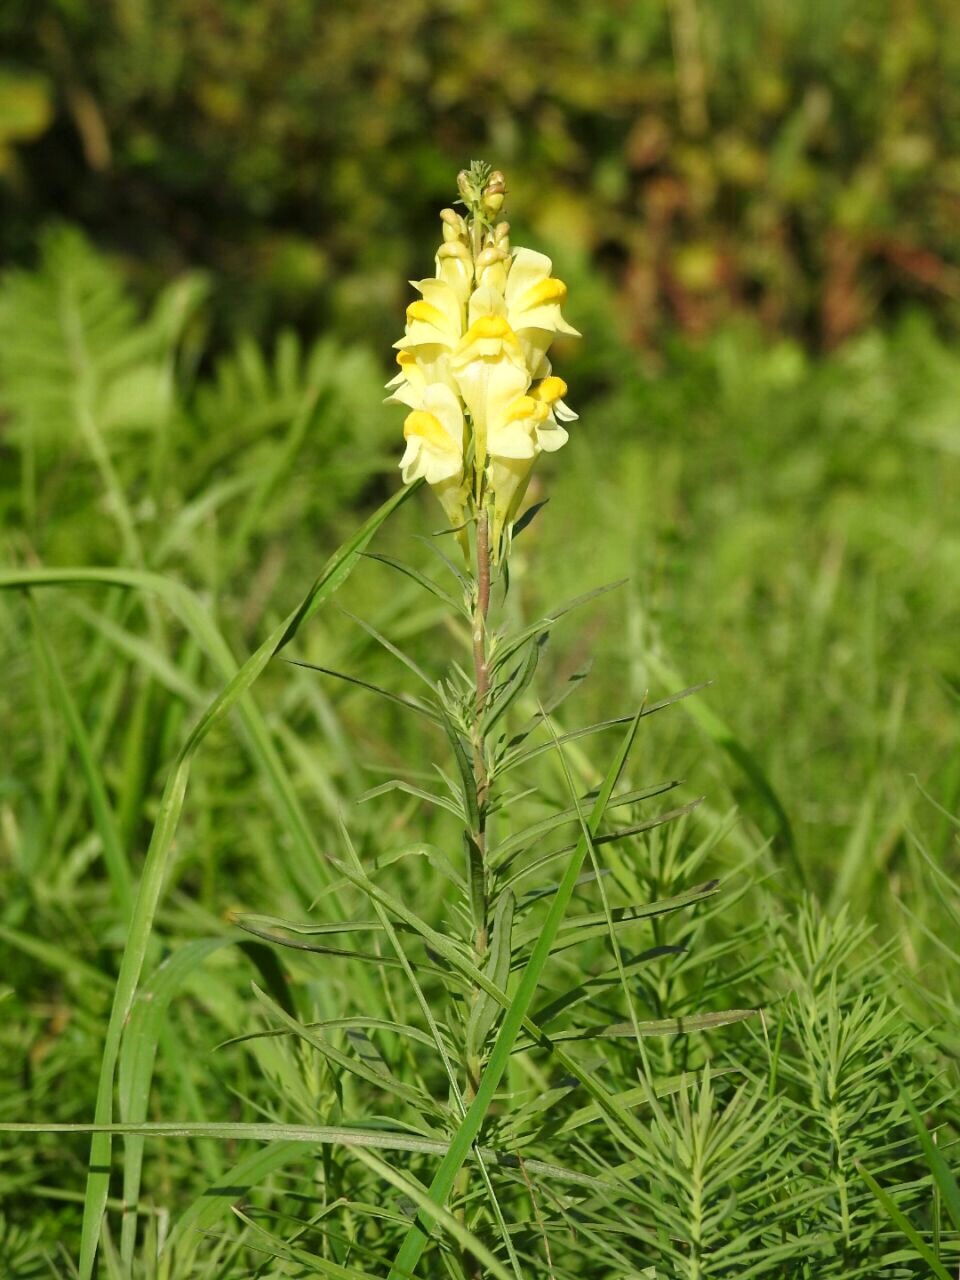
[392,163,579,560]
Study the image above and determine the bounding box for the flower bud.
[438,240,471,263]
[436,239,473,300]
[474,246,506,271]
[493,221,511,250]
[440,207,467,243]
[457,170,473,204]
[475,245,508,291]
[481,170,506,217]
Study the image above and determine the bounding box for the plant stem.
[458,507,493,1280]
[470,505,493,1034]
[471,509,491,952]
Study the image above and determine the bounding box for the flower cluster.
[388,163,579,560]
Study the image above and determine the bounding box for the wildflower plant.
[354,162,756,1277]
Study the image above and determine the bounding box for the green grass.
[0,230,958,1277]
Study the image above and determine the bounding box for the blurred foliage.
[0,225,395,589]
[2,0,960,350]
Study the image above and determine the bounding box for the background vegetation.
[1,1,958,1276]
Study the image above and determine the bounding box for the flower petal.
[504,247,554,307]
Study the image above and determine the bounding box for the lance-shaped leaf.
[466,890,516,1060]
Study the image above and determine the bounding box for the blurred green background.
[1,1,960,1264]
[3,0,960,348]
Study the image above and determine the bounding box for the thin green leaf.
[492,780,680,872]
[436,701,481,834]
[285,658,441,722]
[898,1084,960,1232]
[856,1161,953,1280]
[337,604,438,692]
[0,1121,608,1192]
[482,634,546,737]
[515,875,720,949]
[250,984,440,1116]
[117,937,232,1267]
[533,1008,757,1044]
[496,790,691,879]
[363,551,467,616]
[511,498,549,539]
[26,594,134,918]
[466,890,516,1058]
[356,778,466,820]
[489,580,626,674]
[351,1148,516,1280]
[499,683,710,775]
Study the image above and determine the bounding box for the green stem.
[471,507,492,961]
[458,508,493,1278]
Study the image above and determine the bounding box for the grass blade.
[898,1084,960,1232]
[117,937,233,1267]
[25,594,134,919]
[856,1160,953,1280]
[351,1147,515,1280]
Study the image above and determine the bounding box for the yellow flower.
[529,374,578,428]
[400,278,463,347]
[384,350,427,409]
[399,383,469,543]
[503,247,580,373]
[394,278,465,390]
[488,376,572,555]
[450,314,528,480]
[399,383,465,487]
